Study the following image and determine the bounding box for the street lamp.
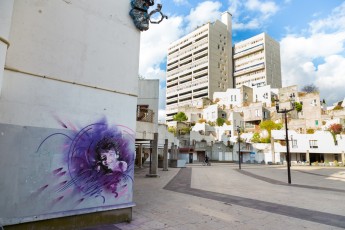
[275,93,295,184]
[237,126,241,170]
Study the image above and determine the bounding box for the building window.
[311,99,317,106]
[309,140,318,148]
[315,120,318,126]
[292,139,298,148]
[255,109,260,117]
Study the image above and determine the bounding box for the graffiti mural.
[36,118,134,205]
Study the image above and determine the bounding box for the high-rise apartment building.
[165,12,233,123]
[233,33,282,89]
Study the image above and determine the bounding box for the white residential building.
[233,33,282,89]
[213,88,242,109]
[272,130,345,164]
[166,12,233,123]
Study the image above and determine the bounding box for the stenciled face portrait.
[100,149,127,173]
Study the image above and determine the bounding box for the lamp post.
[275,93,295,184]
[237,126,241,170]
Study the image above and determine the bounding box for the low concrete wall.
[169,159,186,168]
[4,208,132,230]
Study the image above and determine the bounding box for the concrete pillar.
[171,142,175,159]
[271,136,275,163]
[146,133,159,177]
[306,150,310,165]
[138,144,143,168]
[163,139,168,171]
[0,0,14,96]
[342,151,345,165]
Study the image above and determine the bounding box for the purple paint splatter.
[37,118,134,204]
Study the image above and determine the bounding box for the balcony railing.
[137,108,154,123]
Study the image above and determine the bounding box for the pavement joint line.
[294,169,345,179]
[164,167,345,229]
[236,169,345,193]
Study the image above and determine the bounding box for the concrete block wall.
[0,0,139,227]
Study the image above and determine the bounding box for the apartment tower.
[233,33,282,89]
[165,12,233,123]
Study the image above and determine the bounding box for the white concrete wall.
[136,79,159,140]
[0,1,139,225]
[213,88,241,108]
[0,0,14,96]
[253,85,272,107]
[203,104,218,122]
[272,130,345,156]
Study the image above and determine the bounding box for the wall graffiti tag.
[36,118,134,205]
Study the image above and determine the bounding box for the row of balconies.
[233,44,264,59]
[234,63,265,77]
[167,57,208,77]
[166,87,209,106]
[235,53,265,67]
[167,39,208,64]
[166,75,208,95]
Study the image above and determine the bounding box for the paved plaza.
[86,163,345,230]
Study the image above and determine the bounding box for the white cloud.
[315,55,345,102]
[173,0,189,6]
[233,18,260,30]
[139,15,184,75]
[230,0,279,30]
[309,2,345,34]
[280,2,345,105]
[227,0,242,16]
[186,1,223,32]
[245,0,278,19]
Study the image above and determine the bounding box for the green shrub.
[306,129,315,134]
[334,160,339,167]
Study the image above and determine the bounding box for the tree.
[259,120,283,140]
[251,132,261,143]
[168,126,176,135]
[216,117,225,126]
[173,112,188,122]
[294,102,303,113]
[329,123,342,135]
[329,123,342,144]
[301,84,319,93]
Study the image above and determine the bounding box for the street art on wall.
[36,118,135,205]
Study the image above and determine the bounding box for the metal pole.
[149,140,152,174]
[284,111,291,184]
[238,133,241,170]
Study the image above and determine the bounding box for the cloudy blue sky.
[138,0,345,122]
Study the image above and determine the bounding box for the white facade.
[213,88,241,109]
[136,79,159,140]
[272,130,345,164]
[233,33,282,89]
[253,85,277,107]
[0,1,138,226]
[166,12,233,122]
